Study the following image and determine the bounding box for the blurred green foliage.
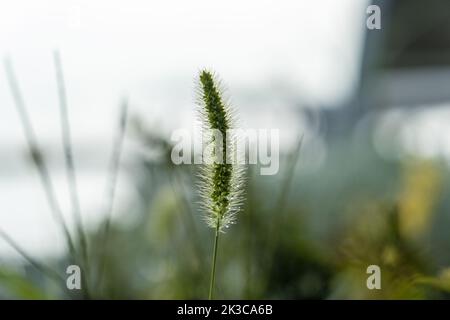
[2,119,450,300]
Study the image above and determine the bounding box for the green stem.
[208,220,220,300]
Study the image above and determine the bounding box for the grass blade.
[53,50,90,283]
[97,99,128,292]
[3,57,76,259]
[0,228,65,287]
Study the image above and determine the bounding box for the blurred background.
[1,0,450,299]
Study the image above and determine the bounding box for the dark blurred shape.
[383,0,450,68]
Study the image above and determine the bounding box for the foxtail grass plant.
[4,55,96,298]
[3,55,128,299]
[196,70,245,299]
[53,51,90,293]
[97,99,129,292]
[3,58,77,259]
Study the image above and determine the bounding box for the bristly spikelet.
[196,70,245,232]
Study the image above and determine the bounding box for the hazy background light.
[0,0,369,257]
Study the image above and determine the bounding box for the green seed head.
[197,70,245,232]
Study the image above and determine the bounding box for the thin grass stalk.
[172,169,201,245]
[53,51,90,285]
[264,134,303,286]
[3,58,77,260]
[208,220,220,300]
[97,99,128,291]
[0,228,66,290]
[167,171,202,269]
[271,135,303,228]
[244,165,256,298]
